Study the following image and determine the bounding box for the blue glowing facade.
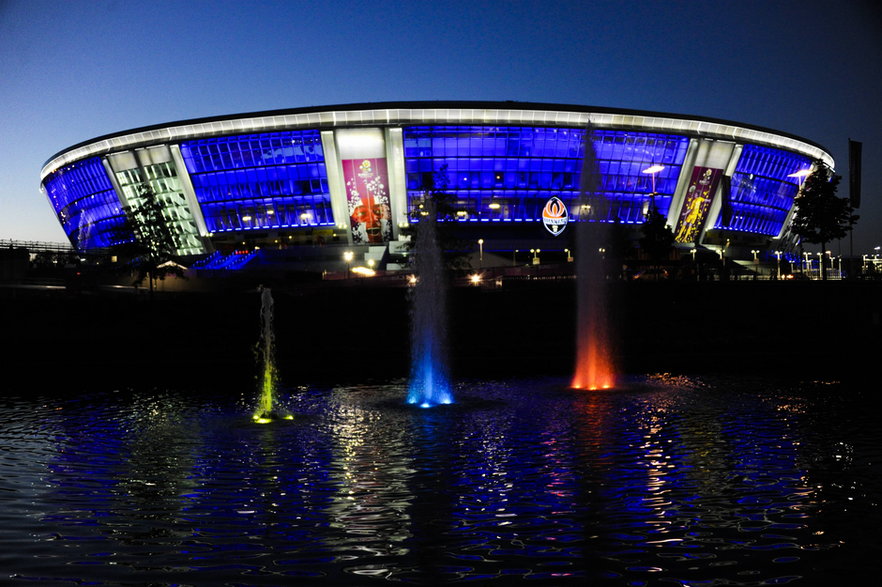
[42,156,132,249]
[403,126,689,224]
[179,130,333,234]
[715,144,809,236]
[41,102,828,262]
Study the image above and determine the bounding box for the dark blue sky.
[2,0,880,252]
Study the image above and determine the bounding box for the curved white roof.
[42,102,833,182]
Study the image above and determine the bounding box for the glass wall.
[402,126,689,223]
[716,144,810,236]
[42,157,131,249]
[114,161,205,256]
[179,130,332,233]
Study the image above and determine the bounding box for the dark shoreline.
[3,279,878,392]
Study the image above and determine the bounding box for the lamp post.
[530,248,540,265]
[751,249,759,279]
[775,250,782,279]
[787,168,813,187]
[642,164,665,221]
[565,248,572,262]
[513,249,518,267]
[478,238,484,267]
[641,164,666,195]
[343,250,353,279]
[691,247,698,281]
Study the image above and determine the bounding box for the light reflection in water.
[0,377,877,584]
[324,390,415,575]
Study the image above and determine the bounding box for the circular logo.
[542,196,569,236]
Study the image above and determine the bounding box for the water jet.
[406,197,454,407]
[252,287,290,422]
[571,128,617,391]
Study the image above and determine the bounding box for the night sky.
[1,0,879,253]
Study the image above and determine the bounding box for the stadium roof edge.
[42,100,832,175]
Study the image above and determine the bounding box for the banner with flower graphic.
[342,158,393,243]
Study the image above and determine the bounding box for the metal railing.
[1,239,75,253]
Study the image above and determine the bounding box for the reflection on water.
[0,376,878,584]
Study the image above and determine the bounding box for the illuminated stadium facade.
[40,101,832,270]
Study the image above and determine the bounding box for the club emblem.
[542,196,568,236]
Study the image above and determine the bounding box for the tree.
[790,162,858,280]
[639,199,675,276]
[114,183,183,296]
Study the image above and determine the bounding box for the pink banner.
[674,166,723,244]
[342,158,393,243]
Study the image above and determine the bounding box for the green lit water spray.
[253,287,290,423]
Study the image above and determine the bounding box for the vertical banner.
[849,139,862,209]
[342,158,393,243]
[674,166,723,243]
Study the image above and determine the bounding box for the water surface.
[1,376,878,584]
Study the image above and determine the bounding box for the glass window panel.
[180,129,332,232]
[42,156,131,249]
[403,125,689,224]
[714,144,810,235]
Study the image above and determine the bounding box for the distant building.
[41,101,831,270]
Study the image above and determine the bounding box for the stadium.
[40,101,832,274]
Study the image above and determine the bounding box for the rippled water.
[1,376,879,585]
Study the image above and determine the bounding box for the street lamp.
[775,250,782,279]
[513,249,518,267]
[641,164,666,194]
[565,248,572,262]
[530,248,540,265]
[787,168,813,187]
[478,238,484,267]
[343,250,354,279]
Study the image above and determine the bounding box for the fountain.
[571,128,616,390]
[253,287,291,422]
[406,197,454,407]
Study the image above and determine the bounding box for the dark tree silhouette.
[791,162,857,280]
[639,199,675,276]
[114,183,183,296]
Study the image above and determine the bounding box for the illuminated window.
[114,161,204,256]
[41,157,130,249]
[717,144,810,236]
[179,130,332,233]
[402,126,689,224]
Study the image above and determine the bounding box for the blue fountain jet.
[406,195,454,408]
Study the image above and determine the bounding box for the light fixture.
[641,164,666,175]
